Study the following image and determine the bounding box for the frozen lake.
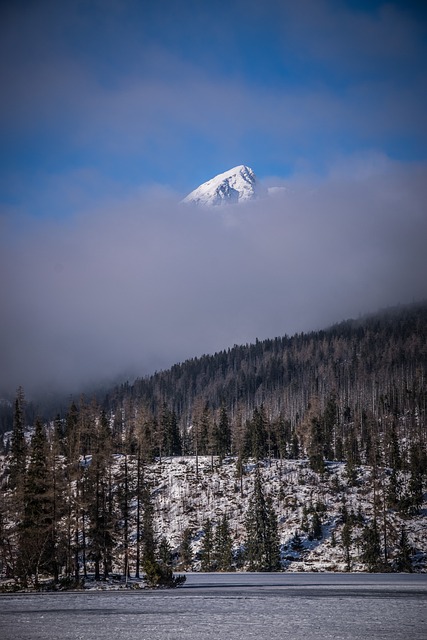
[1,573,426,640]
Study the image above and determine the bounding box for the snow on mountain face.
[182,165,261,206]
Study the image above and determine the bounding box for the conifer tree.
[215,406,231,459]
[9,387,27,489]
[179,527,193,570]
[385,420,401,471]
[361,519,382,572]
[290,531,304,553]
[18,419,55,587]
[341,520,352,571]
[213,514,233,571]
[245,406,268,460]
[118,453,130,580]
[158,536,173,566]
[310,511,323,540]
[85,408,115,581]
[200,518,214,571]
[245,469,280,571]
[395,527,412,572]
[308,415,325,473]
[160,405,182,456]
[48,420,67,582]
[198,404,211,457]
[290,430,300,459]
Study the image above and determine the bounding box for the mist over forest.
[2,159,427,401]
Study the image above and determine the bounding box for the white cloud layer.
[1,156,426,397]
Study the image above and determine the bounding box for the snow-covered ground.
[1,453,425,582]
[144,456,426,573]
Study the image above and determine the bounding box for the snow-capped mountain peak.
[182,165,261,206]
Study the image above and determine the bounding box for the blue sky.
[1,0,426,210]
[1,0,427,397]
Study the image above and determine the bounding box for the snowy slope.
[182,165,263,206]
[146,457,426,573]
[93,455,424,575]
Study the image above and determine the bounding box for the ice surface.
[1,573,426,640]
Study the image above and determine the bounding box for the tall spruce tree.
[245,469,280,571]
[245,406,268,460]
[214,406,231,460]
[179,527,193,570]
[158,536,173,566]
[361,519,382,572]
[341,520,352,571]
[18,419,55,587]
[85,409,115,581]
[200,518,214,571]
[213,513,233,571]
[9,387,27,490]
[395,527,412,572]
[308,415,325,474]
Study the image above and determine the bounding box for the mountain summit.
[182,165,261,206]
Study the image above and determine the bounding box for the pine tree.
[385,420,401,471]
[290,531,304,553]
[344,429,360,484]
[310,511,323,540]
[85,408,115,581]
[245,469,280,571]
[197,404,210,456]
[9,387,27,489]
[215,406,231,460]
[236,452,244,497]
[158,536,173,566]
[387,467,401,509]
[341,520,352,571]
[245,407,268,460]
[200,518,214,571]
[213,514,233,571]
[395,527,412,572]
[361,519,382,572]
[308,416,325,474]
[18,419,55,587]
[161,405,182,456]
[179,527,193,570]
[290,430,300,459]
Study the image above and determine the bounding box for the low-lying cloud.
[1,158,427,398]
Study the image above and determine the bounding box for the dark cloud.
[1,156,426,398]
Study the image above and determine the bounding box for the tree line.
[0,302,426,586]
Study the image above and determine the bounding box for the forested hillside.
[0,302,426,589]
[104,301,427,464]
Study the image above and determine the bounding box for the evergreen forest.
[0,301,426,589]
